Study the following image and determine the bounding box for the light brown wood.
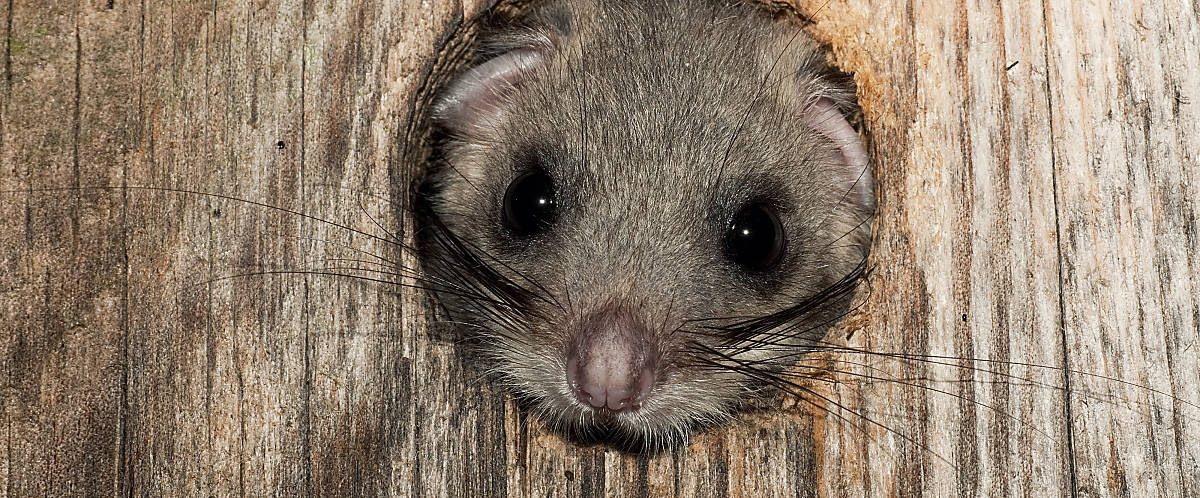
[1,0,1196,496]
[805,0,1200,495]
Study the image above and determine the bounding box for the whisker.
[777,362,1057,441]
[795,339,1200,412]
[691,342,957,470]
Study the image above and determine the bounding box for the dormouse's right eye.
[724,203,786,272]
[503,170,557,236]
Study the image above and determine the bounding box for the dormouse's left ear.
[800,97,874,209]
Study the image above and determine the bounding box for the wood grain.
[1,0,1196,496]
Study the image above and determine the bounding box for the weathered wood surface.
[1,0,1197,496]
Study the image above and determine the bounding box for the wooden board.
[1,0,1196,496]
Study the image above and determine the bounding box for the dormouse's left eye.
[503,170,557,236]
[724,203,785,271]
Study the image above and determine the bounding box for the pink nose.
[566,311,657,412]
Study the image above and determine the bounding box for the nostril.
[568,354,611,409]
[631,368,655,406]
[566,345,656,413]
[565,307,659,413]
[566,355,601,409]
[580,383,609,409]
[610,369,655,411]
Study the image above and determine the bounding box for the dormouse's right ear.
[434,30,559,138]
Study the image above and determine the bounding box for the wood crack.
[1040,2,1079,496]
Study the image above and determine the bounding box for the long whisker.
[422,218,561,311]
[690,342,957,470]
[804,341,1200,412]
[13,185,412,252]
[778,361,1057,441]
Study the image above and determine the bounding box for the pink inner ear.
[435,49,545,134]
[799,97,873,200]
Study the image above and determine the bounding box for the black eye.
[503,170,557,236]
[725,204,785,271]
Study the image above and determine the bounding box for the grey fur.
[423,0,873,446]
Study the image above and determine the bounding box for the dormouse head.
[422,0,873,446]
